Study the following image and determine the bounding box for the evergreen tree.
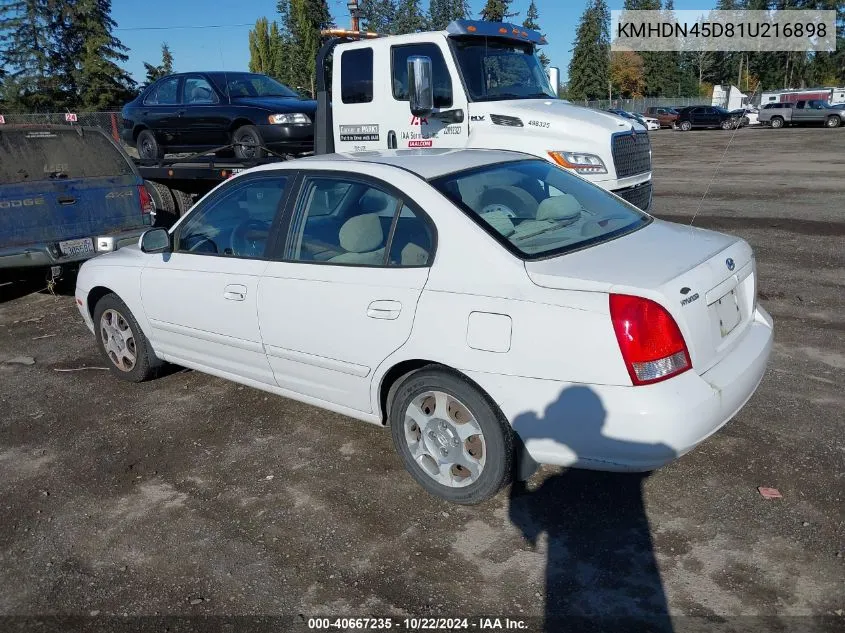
[289,0,333,96]
[480,0,517,23]
[143,43,174,87]
[428,0,469,30]
[568,0,610,101]
[661,0,681,96]
[522,0,549,67]
[0,0,54,109]
[360,0,397,33]
[248,18,283,77]
[394,0,427,33]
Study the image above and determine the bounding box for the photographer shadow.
[509,385,675,632]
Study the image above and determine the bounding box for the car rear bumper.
[257,123,314,154]
[0,226,149,270]
[466,305,773,472]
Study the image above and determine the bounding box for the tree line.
[249,0,551,95]
[568,0,845,102]
[0,0,174,112]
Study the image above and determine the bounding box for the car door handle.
[367,300,402,320]
[57,196,76,206]
[223,284,247,301]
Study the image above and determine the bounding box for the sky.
[111,0,708,85]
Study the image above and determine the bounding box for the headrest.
[339,214,383,253]
[359,189,392,214]
[401,243,429,266]
[536,194,582,222]
[480,209,515,237]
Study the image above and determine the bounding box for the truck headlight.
[268,113,311,125]
[548,151,608,175]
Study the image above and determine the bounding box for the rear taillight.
[138,185,154,215]
[609,294,691,386]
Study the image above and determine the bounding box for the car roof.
[251,149,532,180]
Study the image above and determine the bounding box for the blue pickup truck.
[0,125,154,278]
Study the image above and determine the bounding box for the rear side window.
[144,76,180,105]
[0,129,133,185]
[341,48,373,104]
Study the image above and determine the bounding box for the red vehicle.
[645,107,679,128]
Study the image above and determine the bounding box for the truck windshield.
[449,36,555,102]
[431,159,649,259]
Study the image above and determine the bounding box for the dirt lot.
[1,127,843,632]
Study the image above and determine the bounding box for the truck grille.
[614,181,652,211]
[611,131,652,178]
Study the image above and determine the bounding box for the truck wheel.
[233,125,266,160]
[825,115,841,128]
[389,368,513,505]
[137,130,164,159]
[171,189,194,217]
[679,120,692,131]
[770,116,784,129]
[144,180,177,227]
[93,293,163,383]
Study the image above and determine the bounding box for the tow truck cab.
[316,20,653,211]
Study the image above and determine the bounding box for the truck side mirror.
[408,55,434,118]
[547,67,560,97]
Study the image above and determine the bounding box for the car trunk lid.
[525,219,756,374]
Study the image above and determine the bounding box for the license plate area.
[58,237,94,257]
[714,289,741,337]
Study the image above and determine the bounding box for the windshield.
[216,73,299,99]
[431,159,649,259]
[449,36,555,102]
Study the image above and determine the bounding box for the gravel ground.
[0,126,843,633]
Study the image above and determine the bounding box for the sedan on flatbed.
[74,149,773,505]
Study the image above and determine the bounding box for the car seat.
[328,214,385,264]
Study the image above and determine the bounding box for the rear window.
[0,129,133,185]
[431,159,650,259]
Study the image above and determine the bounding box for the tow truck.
[137,20,653,220]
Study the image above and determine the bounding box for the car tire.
[770,116,784,129]
[389,368,513,505]
[825,115,841,128]
[144,180,177,227]
[679,120,692,131]
[93,293,163,383]
[721,119,734,130]
[233,125,266,160]
[137,129,164,160]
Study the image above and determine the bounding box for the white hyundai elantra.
[75,149,773,504]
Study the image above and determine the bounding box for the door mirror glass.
[140,227,171,254]
[407,55,434,118]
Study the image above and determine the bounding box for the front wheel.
[93,294,163,382]
[233,125,266,160]
[389,368,513,505]
[826,115,841,128]
[679,120,692,131]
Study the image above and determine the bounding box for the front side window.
[341,48,374,104]
[449,36,555,102]
[284,176,433,267]
[431,159,649,259]
[176,175,288,258]
[184,76,219,104]
[392,43,453,108]
[145,76,180,105]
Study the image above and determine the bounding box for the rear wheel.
[389,368,513,505]
[171,188,195,217]
[825,115,841,128]
[679,120,692,131]
[144,180,177,227]
[137,129,164,160]
[93,294,162,382]
[770,116,784,129]
[233,125,266,160]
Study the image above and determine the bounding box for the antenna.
[689,83,762,228]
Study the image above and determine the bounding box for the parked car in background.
[0,126,153,278]
[758,100,844,129]
[606,108,649,131]
[638,114,661,131]
[645,106,679,128]
[75,149,773,504]
[730,107,759,126]
[121,72,317,160]
[674,106,745,131]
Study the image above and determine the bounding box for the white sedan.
[75,149,773,504]
[641,115,661,130]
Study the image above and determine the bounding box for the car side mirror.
[140,227,171,254]
[407,55,434,118]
